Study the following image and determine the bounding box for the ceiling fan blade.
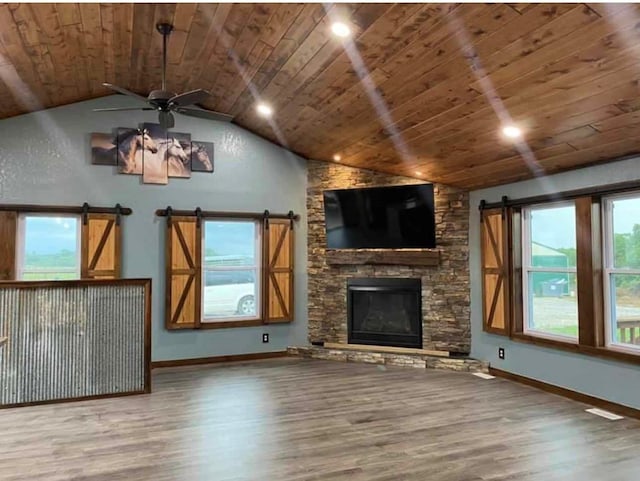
[175,106,233,123]
[93,107,155,112]
[103,83,149,103]
[169,89,210,107]
[159,111,175,130]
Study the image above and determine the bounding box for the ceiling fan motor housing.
[148,90,176,110]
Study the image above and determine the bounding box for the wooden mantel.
[325,249,440,267]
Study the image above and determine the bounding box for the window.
[202,220,261,322]
[603,193,640,352]
[17,214,81,280]
[165,212,294,330]
[522,203,578,341]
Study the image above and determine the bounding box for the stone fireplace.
[348,278,422,349]
[307,160,471,355]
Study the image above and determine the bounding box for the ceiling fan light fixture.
[256,103,273,118]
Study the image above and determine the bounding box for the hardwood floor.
[1,358,638,480]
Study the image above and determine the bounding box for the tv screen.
[323,184,436,249]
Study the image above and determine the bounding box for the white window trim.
[522,202,578,343]
[200,218,262,322]
[602,192,640,353]
[16,213,81,281]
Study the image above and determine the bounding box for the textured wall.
[307,160,470,353]
[0,95,308,362]
[470,155,640,410]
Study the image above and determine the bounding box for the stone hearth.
[287,346,488,373]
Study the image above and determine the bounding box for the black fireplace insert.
[347,278,422,349]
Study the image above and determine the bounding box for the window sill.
[201,319,265,329]
[199,318,294,329]
[510,332,640,366]
[522,329,578,345]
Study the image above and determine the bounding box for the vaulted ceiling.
[1,3,640,189]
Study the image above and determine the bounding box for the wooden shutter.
[263,218,294,323]
[481,208,510,335]
[81,213,121,279]
[166,216,201,329]
[0,212,17,280]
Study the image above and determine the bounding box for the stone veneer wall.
[307,160,471,353]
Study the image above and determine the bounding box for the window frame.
[16,212,82,281]
[200,218,262,324]
[521,201,579,343]
[482,189,640,366]
[602,191,640,354]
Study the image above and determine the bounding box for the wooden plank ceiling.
[1,3,640,189]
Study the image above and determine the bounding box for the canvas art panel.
[91,126,215,184]
[141,123,168,185]
[90,133,117,165]
[167,132,192,179]
[116,127,149,175]
[190,141,214,173]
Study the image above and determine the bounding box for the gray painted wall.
[470,156,640,409]
[0,95,308,361]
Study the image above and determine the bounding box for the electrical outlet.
[262,333,269,343]
[498,347,505,360]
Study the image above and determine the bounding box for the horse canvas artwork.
[117,128,157,175]
[189,141,214,173]
[167,132,192,179]
[140,123,168,185]
[90,133,116,165]
[90,124,213,185]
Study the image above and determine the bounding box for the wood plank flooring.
[0,358,639,480]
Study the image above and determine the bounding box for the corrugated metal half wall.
[0,279,151,407]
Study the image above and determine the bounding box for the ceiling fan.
[94,23,233,129]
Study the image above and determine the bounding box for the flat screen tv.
[323,183,436,249]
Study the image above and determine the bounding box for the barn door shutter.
[481,208,510,335]
[0,211,17,280]
[263,218,294,323]
[166,216,202,329]
[81,213,121,279]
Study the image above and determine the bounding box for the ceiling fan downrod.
[156,23,173,93]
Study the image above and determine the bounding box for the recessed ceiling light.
[415,171,423,176]
[333,154,342,161]
[502,125,522,139]
[331,22,351,38]
[256,103,273,117]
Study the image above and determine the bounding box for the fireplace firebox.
[347,278,422,349]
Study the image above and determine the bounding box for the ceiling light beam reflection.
[446,12,549,182]
[323,5,415,166]
[217,30,295,155]
[0,52,98,196]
